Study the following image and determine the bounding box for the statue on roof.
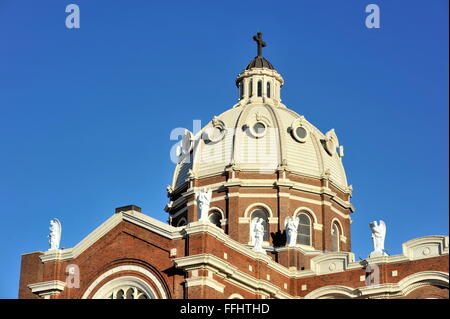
[369,220,388,257]
[195,188,212,222]
[48,218,62,251]
[252,217,266,253]
[285,216,300,247]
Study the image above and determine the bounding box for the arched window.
[297,213,311,245]
[249,79,253,97]
[250,209,269,242]
[176,218,187,227]
[257,80,262,97]
[267,82,271,98]
[209,211,222,228]
[239,82,244,99]
[332,223,340,252]
[109,287,148,299]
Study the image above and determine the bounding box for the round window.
[291,124,308,143]
[296,127,307,139]
[253,122,266,134]
[203,126,225,143]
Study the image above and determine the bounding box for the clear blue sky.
[0,0,448,299]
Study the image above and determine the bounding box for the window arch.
[297,213,312,246]
[332,222,340,252]
[176,217,187,227]
[239,82,244,99]
[250,209,269,242]
[209,210,222,228]
[109,286,149,299]
[89,275,160,299]
[267,82,271,98]
[257,80,262,97]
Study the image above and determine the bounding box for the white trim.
[293,206,318,224]
[304,285,358,299]
[81,265,168,299]
[402,235,449,260]
[228,293,244,299]
[176,217,187,227]
[310,252,355,275]
[35,211,449,292]
[185,276,225,293]
[28,280,66,298]
[313,223,323,231]
[40,212,184,262]
[91,276,158,299]
[173,254,294,299]
[244,202,274,218]
[305,271,449,299]
[209,206,225,220]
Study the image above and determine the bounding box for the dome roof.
[171,103,349,191]
[245,56,274,70]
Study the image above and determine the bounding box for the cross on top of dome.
[245,32,275,70]
[253,32,266,57]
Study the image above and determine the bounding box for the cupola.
[236,32,284,106]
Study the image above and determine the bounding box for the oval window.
[253,122,266,134]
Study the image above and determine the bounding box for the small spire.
[253,32,266,57]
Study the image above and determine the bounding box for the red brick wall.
[398,285,449,299]
[19,216,448,300]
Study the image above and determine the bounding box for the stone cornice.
[40,211,184,263]
[173,254,294,299]
[304,271,449,299]
[168,176,354,216]
[37,210,449,288]
[28,280,66,298]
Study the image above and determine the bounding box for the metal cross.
[253,32,266,57]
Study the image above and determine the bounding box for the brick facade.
[19,208,449,299]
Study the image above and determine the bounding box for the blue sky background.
[0,0,448,298]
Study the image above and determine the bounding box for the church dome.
[245,56,274,70]
[170,32,350,197]
[171,103,349,191]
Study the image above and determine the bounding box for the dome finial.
[253,32,266,57]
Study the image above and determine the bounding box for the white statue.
[369,220,387,257]
[195,188,212,222]
[285,216,300,247]
[251,217,266,253]
[48,218,62,251]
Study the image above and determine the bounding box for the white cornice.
[176,191,352,218]
[184,276,226,293]
[40,211,184,262]
[173,254,294,299]
[28,280,66,297]
[36,210,449,289]
[170,176,353,212]
[304,271,449,299]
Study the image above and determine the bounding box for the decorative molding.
[184,276,226,293]
[310,252,355,275]
[173,254,294,299]
[81,265,168,299]
[28,280,66,298]
[171,176,353,211]
[293,206,318,224]
[36,209,449,295]
[40,212,184,262]
[402,235,449,260]
[243,202,275,218]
